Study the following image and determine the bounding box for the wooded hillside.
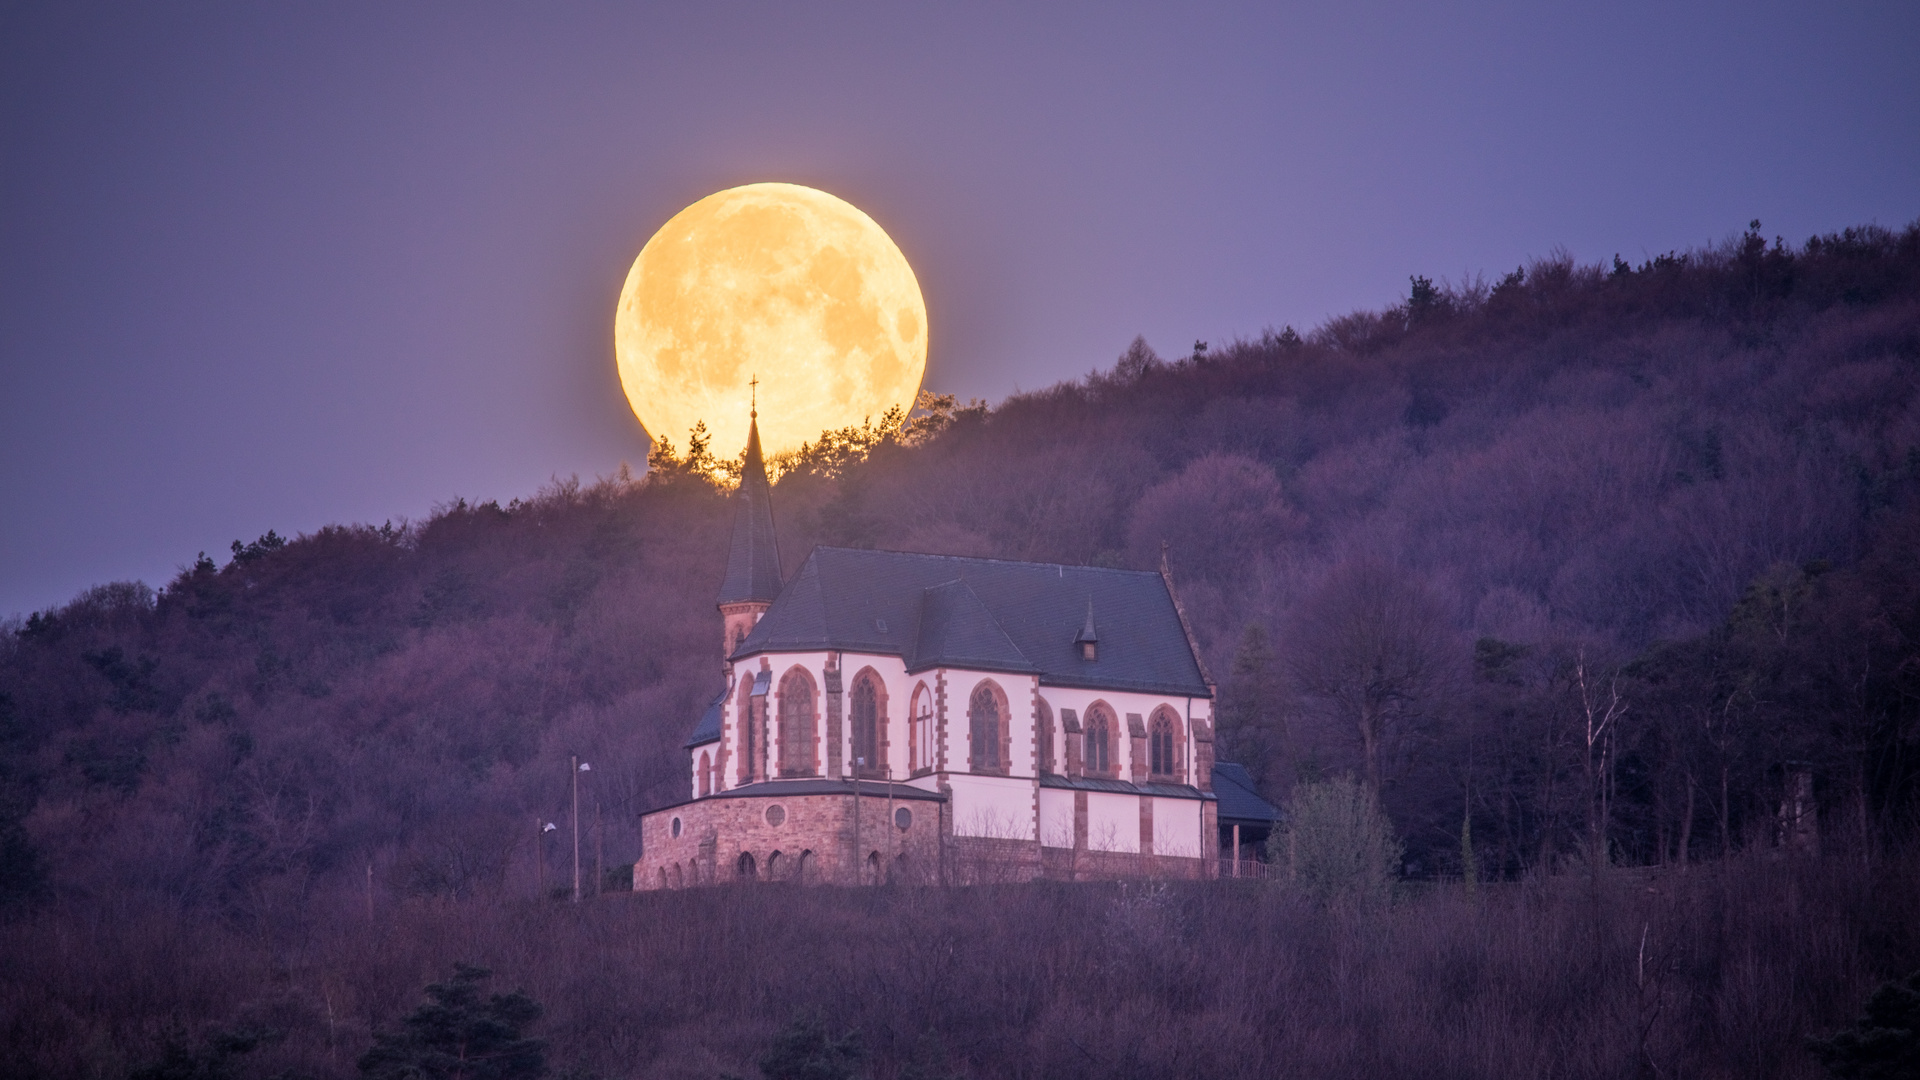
[2,219,1918,1078]
[5,219,1918,910]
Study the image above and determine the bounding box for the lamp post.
[572,757,592,901]
[539,819,557,897]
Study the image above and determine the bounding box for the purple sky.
[2,2,1916,619]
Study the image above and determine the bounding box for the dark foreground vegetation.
[3,218,1920,1077]
[3,847,1916,1079]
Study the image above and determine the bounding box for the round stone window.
[894,807,912,831]
[670,816,682,839]
[765,804,786,827]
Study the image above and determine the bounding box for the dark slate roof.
[733,547,1212,697]
[1211,762,1282,825]
[716,417,782,605]
[684,685,726,748]
[906,580,1036,674]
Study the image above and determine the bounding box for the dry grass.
[3,845,1914,1080]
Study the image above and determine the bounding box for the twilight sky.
[2,2,1916,619]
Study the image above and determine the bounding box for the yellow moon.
[614,183,928,459]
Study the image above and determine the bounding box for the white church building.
[634,413,1224,888]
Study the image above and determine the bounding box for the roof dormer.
[1075,601,1098,662]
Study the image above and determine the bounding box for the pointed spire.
[1075,600,1099,645]
[717,411,782,606]
[1075,599,1099,661]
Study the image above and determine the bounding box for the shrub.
[1272,774,1402,907]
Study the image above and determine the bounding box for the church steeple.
[717,401,782,656]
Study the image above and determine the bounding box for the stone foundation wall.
[636,791,943,889]
[638,790,1217,889]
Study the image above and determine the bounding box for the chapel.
[633,410,1252,888]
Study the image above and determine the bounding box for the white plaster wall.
[1036,686,1209,785]
[1038,787,1076,849]
[723,649,832,790]
[1152,796,1203,858]
[949,774,1036,840]
[944,669,1035,778]
[838,651,917,780]
[1084,791,1140,853]
[717,649,1210,793]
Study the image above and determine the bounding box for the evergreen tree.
[1808,970,1920,1079]
[1220,623,1286,790]
[359,964,546,1080]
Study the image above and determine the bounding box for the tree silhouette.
[358,964,546,1080]
[1808,970,1920,1079]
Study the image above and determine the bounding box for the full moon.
[614,183,928,459]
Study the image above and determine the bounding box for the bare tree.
[1575,650,1628,864]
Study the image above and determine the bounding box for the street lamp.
[572,758,592,901]
[538,820,557,897]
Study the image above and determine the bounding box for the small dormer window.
[1080,640,1097,661]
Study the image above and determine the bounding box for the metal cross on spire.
[749,374,758,418]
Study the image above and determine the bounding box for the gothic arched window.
[969,682,1004,773]
[1085,705,1113,777]
[1036,696,1055,775]
[851,672,884,778]
[1149,709,1177,779]
[778,668,817,777]
[909,683,934,773]
[737,677,758,784]
[698,751,712,796]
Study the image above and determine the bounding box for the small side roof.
[684,685,726,748]
[1211,762,1282,825]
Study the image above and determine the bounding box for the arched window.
[670,863,684,889]
[778,668,817,777]
[969,682,1004,773]
[698,751,712,796]
[1085,704,1113,777]
[736,677,757,784]
[1150,718,1173,777]
[909,683,934,773]
[766,850,783,880]
[1036,696,1055,775]
[851,671,886,778]
[736,852,757,880]
[1149,706,1181,780]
